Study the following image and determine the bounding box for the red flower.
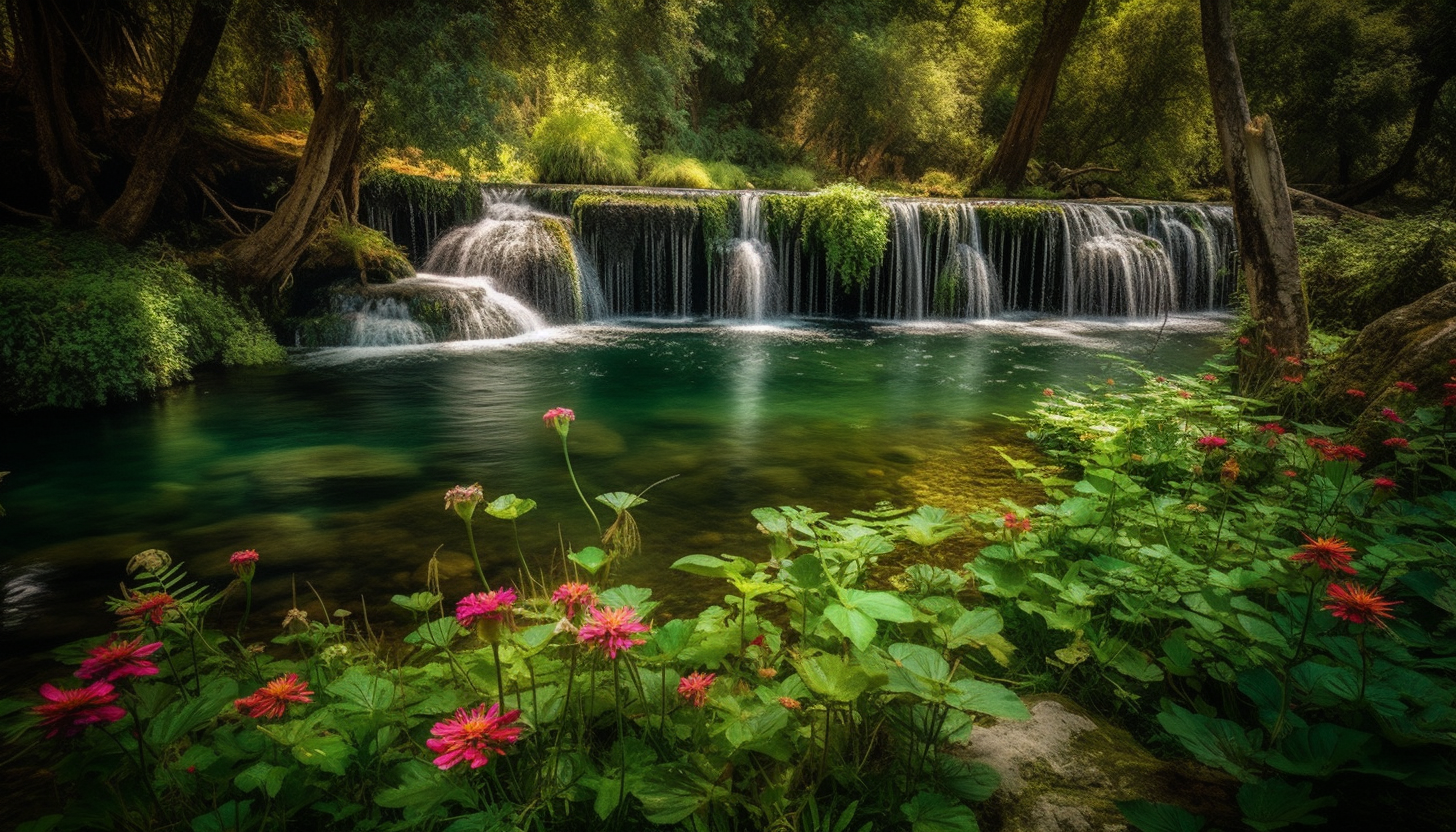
[1201,374,1217,382]
[1042,388,1055,397]
[234,673,314,719]
[1237,337,1250,346]
[677,672,716,708]
[230,549,259,579]
[550,582,596,618]
[1177,390,1192,399]
[1283,374,1305,384]
[577,606,649,658]
[1371,477,1398,492]
[779,697,802,710]
[32,681,126,738]
[1382,437,1410,449]
[1444,393,1456,407]
[1323,582,1401,627]
[1285,355,1303,366]
[1290,535,1357,575]
[1393,381,1417,393]
[116,592,176,626]
[1197,435,1228,450]
[426,703,523,770]
[1331,444,1366,462]
[1154,375,1167,383]
[76,635,163,682]
[1282,469,1298,478]
[1380,407,1405,424]
[456,589,517,627]
[1256,422,1286,434]
[1346,389,1366,398]
[1003,512,1032,533]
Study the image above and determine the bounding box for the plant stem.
[238,579,253,640]
[561,435,603,538]
[464,520,489,589]
[491,641,507,714]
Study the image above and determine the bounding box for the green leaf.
[947,679,1029,720]
[146,677,238,746]
[484,493,536,520]
[946,608,1004,649]
[327,666,396,712]
[1156,702,1261,782]
[568,546,608,575]
[1236,614,1290,651]
[1237,779,1335,831]
[935,754,1000,802]
[292,733,352,775]
[900,791,979,832]
[595,491,646,511]
[376,759,472,810]
[792,652,881,701]
[234,761,289,798]
[785,553,828,588]
[1116,800,1206,832]
[823,603,878,651]
[404,618,463,649]
[190,801,254,832]
[390,592,442,613]
[844,589,916,622]
[1265,724,1375,777]
[670,553,750,579]
[633,764,725,825]
[649,618,694,656]
[598,584,653,612]
[903,507,964,546]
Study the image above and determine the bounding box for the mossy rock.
[952,694,1239,832]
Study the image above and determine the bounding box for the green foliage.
[703,160,750,190]
[1297,212,1456,330]
[0,228,283,411]
[913,170,966,198]
[641,153,716,189]
[756,165,819,192]
[301,219,413,282]
[978,203,1062,233]
[985,358,1456,829]
[800,183,892,290]
[531,103,641,185]
[361,171,483,222]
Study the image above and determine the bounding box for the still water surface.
[0,315,1229,671]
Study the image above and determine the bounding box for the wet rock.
[208,445,422,497]
[881,445,929,464]
[953,694,1238,832]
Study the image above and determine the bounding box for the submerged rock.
[953,694,1237,832]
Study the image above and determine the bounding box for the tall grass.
[530,104,639,185]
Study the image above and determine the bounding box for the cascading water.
[328,276,548,347]
[715,193,781,320]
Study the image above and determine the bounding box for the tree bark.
[13,0,101,223]
[99,0,235,244]
[1327,72,1452,206]
[982,0,1092,191]
[1200,0,1308,361]
[224,47,362,287]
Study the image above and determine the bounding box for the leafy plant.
[800,182,891,290]
[531,102,640,185]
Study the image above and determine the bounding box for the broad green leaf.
[375,759,473,810]
[292,733,352,775]
[190,801,254,832]
[513,623,557,652]
[568,546,608,575]
[484,494,536,520]
[792,652,881,701]
[935,754,1000,802]
[1116,800,1206,832]
[327,667,396,712]
[146,677,238,746]
[633,764,725,825]
[844,589,916,623]
[598,584,654,615]
[670,554,750,579]
[649,618,694,656]
[234,761,289,798]
[1237,779,1335,831]
[1266,724,1375,777]
[824,603,878,651]
[390,592,442,613]
[785,553,828,588]
[1236,614,1289,651]
[1156,702,1262,782]
[947,679,1029,720]
[946,608,1004,649]
[404,618,463,649]
[900,791,979,832]
[595,491,646,511]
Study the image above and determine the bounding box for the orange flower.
[234,673,314,719]
[1323,582,1401,626]
[1291,535,1357,575]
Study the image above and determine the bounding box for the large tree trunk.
[225,50,362,287]
[982,0,1092,191]
[13,0,101,223]
[99,0,234,244]
[1327,72,1452,206]
[1200,0,1308,362]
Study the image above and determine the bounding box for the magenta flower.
[1380,407,1405,424]
[76,635,163,682]
[32,682,126,738]
[1372,477,1398,492]
[230,549,259,580]
[426,702,523,770]
[1346,388,1366,398]
[1196,435,1228,450]
[1003,512,1032,534]
[234,673,313,719]
[1393,381,1417,393]
[1383,437,1410,449]
[551,582,596,618]
[577,605,650,658]
[116,591,176,626]
[444,484,485,521]
[677,672,716,708]
[456,589,517,627]
[543,407,575,437]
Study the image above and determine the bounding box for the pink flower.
[456,589,517,627]
[444,484,484,520]
[543,407,575,437]
[1380,408,1405,424]
[577,605,649,658]
[1346,389,1366,398]
[677,672,716,708]
[426,703,523,770]
[1255,422,1285,434]
[1290,534,1358,575]
[1003,512,1032,534]
[1197,435,1228,450]
[32,682,126,738]
[234,673,313,719]
[1201,374,1217,382]
[1323,582,1401,627]
[116,592,176,626]
[1394,381,1417,393]
[230,549,259,579]
[1383,437,1410,449]
[551,582,597,618]
[76,635,163,682]
[1372,477,1398,492]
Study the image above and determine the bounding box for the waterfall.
[326,276,547,347]
[1059,205,1177,317]
[715,193,781,320]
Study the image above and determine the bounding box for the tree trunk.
[1328,72,1452,206]
[982,0,1092,191]
[99,0,235,244]
[13,0,100,223]
[225,51,362,287]
[1200,0,1307,361]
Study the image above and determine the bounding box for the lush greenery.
[1296,211,1456,331]
[798,183,893,290]
[530,104,641,186]
[0,229,283,411]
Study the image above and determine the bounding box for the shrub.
[0,228,284,411]
[1297,211,1456,331]
[913,170,965,198]
[801,182,891,290]
[756,165,818,192]
[640,153,715,189]
[703,160,750,190]
[302,219,414,282]
[530,103,640,185]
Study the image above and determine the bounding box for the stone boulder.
[951,695,1238,832]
